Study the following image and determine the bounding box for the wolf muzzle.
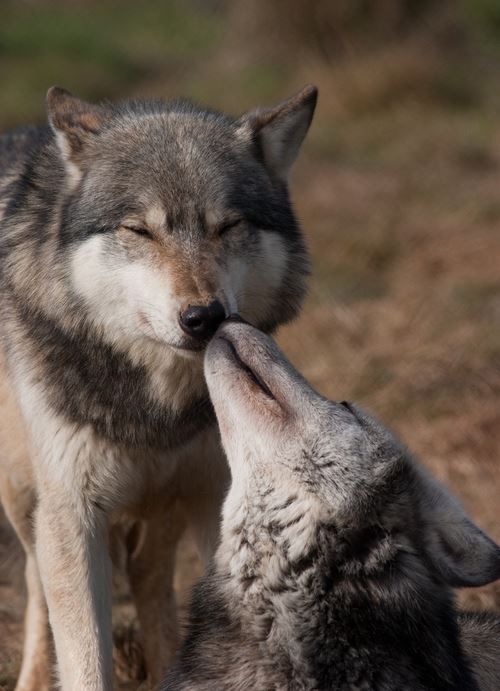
[179,299,225,340]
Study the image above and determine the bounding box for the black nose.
[179,300,226,340]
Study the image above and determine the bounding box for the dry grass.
[1,2,500,686]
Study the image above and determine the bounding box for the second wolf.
[166,319,500,690]
[0,85,316,689]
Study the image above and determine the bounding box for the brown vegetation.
[1,1,500,687]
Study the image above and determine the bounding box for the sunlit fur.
[0,86,316,690]
[165,321,500,691]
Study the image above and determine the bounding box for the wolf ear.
[46,86,111,180]
[237,85,317,181]
[418,469,500,588]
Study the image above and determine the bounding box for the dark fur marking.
[15,302,214,447]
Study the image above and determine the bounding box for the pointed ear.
[418,469,500,587]
[237,84,317,181]
[46,86,111,179]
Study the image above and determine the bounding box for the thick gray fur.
[0,86,316,689]
[165,320,500,691]
[0,93,312,446]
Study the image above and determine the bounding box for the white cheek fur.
[70,236,182,346]
[70,236,207,410]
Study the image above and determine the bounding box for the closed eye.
[340,400,358,418]
[217,218,243,236]
[122,224,153,239]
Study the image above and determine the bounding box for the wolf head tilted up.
[165,320,500,690]
[0,86,315,446]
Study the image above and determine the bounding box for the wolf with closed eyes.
[0,85,316,690]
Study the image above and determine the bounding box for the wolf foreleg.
[0,473,53,691]
[35,493,112,691]
[127,504,186,686]
[24,408,118,691]
[16,554,52,691]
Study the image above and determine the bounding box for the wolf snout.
[224,313,251,325]
[179,299,225,340]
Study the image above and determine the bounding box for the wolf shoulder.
[164,607,500,691]
[0,125,52,226]
[0,125,50,176]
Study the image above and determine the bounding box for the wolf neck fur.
[1,139,210,437]
[216,480,332,682]
[216,480,474,689]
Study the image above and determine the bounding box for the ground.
[1,1,500,688]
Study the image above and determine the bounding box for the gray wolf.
[165,318,500,690]
[0,84,317,690]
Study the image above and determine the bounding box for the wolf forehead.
[86,104,255,199]
[49,92,308,232]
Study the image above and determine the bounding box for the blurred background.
[1,0,500,687]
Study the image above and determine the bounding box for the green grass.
[0,0,223,126]
[462,0,500,38]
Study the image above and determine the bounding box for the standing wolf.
[165,319,500,690]
[0,85,317,690]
